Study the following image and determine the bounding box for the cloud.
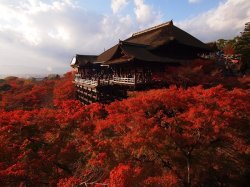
[188,0,202,4]
[177,0,250,42]
[111,0,129,13]
[134,0,150,23]
[3,0,247,75]
[0,38,67,75]
[0,0,77,47]
[0,0,138,74]
[133,0,162,27]
[46,66,53,72]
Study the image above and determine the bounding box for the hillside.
[0,67,249,186]
[0,73,75,111]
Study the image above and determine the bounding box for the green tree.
[216,39,228,51]
[235,22,250,69]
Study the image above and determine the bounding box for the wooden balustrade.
[112,76,135,84]
[75,75,137,86]
[75,78,98,86]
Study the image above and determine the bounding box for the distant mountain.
[0,74,63,79]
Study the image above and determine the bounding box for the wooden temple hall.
[70,21,211,104]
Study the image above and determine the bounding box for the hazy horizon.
[0,73,64,79]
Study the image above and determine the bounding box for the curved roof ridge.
[132,20,173,37]
[96,44,120,63]
[119,40,149,47]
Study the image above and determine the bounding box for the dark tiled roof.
[71,54,97,67]
[120,41,179,63]
[104,56,133,65]
[126,21,209,50]
[97,21,210,64]
[102,41,180,65]
[96,44,119,62]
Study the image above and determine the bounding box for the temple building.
[71,21,211,104]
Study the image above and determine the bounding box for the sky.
[0,0,249,76]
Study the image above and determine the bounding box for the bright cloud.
[133,0,162,26]
[0,0,74,46]
[188,0,202,4]
[0,0,137,74]
[111,0,129,13]
[134,0,150,23]
[48,27,70,42]
[178,0,250,42]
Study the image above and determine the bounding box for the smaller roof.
[96,45,119,63]
[101,41,180,65]
[104,56,133,65]
[120,41,179,63]
[70,54,97,67]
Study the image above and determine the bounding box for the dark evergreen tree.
[216,39,228,51]
[235,22,250,69]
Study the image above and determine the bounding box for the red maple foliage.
[224,43,235,55]
[0,84,249,186]
[0,72,75,110]
[53,72,76,102]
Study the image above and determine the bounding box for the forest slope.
[0,77,249,186]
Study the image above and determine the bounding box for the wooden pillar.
[134,67,137,85]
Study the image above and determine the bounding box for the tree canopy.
[235,22,250,67]
[0,85,249,186]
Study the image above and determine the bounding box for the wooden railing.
[112,77,135,84]
[75,78,98,86]
[74,75,136,86]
